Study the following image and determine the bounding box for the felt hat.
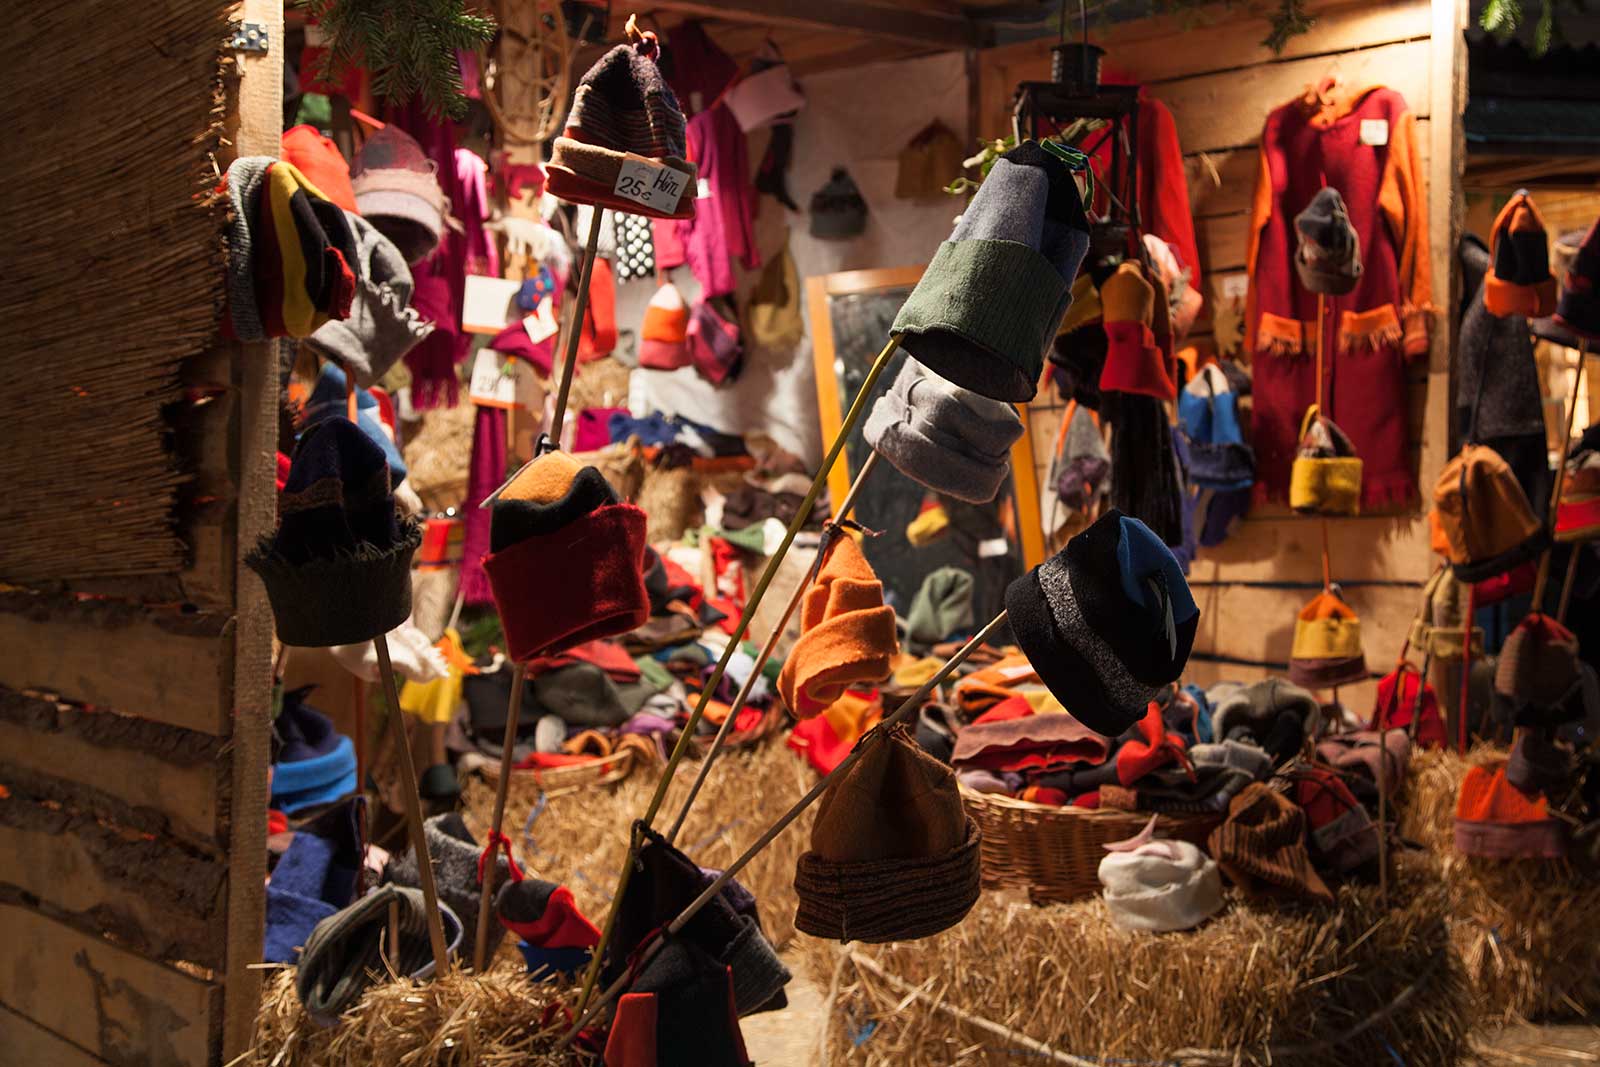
[304,211,433,387]
[1211,678,1321,767]
[1432,445,1548,582]
[1289,406,1363,515]
[1485,191,1557,318]
[894,120,964,201]
[1454,762,1567,859]
[270,687,358,814]
[282,123,358,214]
[777,533,898,719]
[1316,729,1410,801]
[1288,590,1368,689]
[1049,316,1107,409]
[225,156,274,342]
[1369,664,1448,749]
[904,566,975,650]
[547,38,697,219]
[603,937,752,1067]
[1098,262,1174,402]
[1049,400,1111,515]
[302,362,408,484]
[905,499,950,546]
[1495,613,1581,716]
[723,61,805,133]
[1293,766,1379,878]
[1207,782,1334,902]
[530,661,631,728]
[688,298,743,384]
[744,238,804,351]
[296,885,463,1025]
[1554,216,1600,339]
[1180,364,1255,490]
[384,812,511,962]
[893,141,1090,403]
[350,125,448,264]
[1556,444,1600,542]
[1293,186,1363,296]
[1004,510,1198,737]
[263,797,365,963]
[483,453,650,662]
[809,167,868,239]
[498,873,600,981]
[1114,702,1191,785]
[863,358,1026,505]
[1098,821,1224,932]
[794,723,982,942]
[246,419,420,648]
[1505,730,1575,798]
[950,695,1109,774]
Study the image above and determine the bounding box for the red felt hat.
[282,124,358,215]
[1099,320,1175,401]
[1116,701,1191,785]
[483,502,650,662]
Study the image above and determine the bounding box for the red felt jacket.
[1245,82,1432,510]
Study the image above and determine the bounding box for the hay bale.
[801,861,1469,1067]
[1401,746,1600,1025]
[402,401,476,512]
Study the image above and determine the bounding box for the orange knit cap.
[778,534,899,719]
[1455,762,1550,825]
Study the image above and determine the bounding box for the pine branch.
[300,0,496,119]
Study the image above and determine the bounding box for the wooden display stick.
[664,450,883,846]
[373,634,451,976]
[562,611,1010,1044]
[1530,342,1588,609]
[549,208,605,444]
[574,334,905,1014]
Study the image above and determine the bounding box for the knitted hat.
[1211,678,1321,766]
[269,687,357,814]
[350,125,448,264]
[794,723,982,942]
[1432,445,1548,582]
[282,124,357,214]
[225,156,274,341]
[1098,821,1224,932]
[724,62,805,133]
[296,885,462,1025]
[1454,762,1567,859]
[809,167,868,239]
[305,211,433,387]
[1289,406,1363,515]
[302,362,407,484]
[688,299,743,384]
[777,533,898,719]
[893,142,1090,403]
[863,358,1026,505]
[1554,216,1600,340]
[1287,590,1368,689]
[1556,444,1600,542]
[1004,510,1198,737]
[384,812,511,961]
[1294,766,1379,877]
[547,38,697,219]
[1495,613,1581,715]
[1485,191,1557,318]
[246,419,420,648]
[1097,262,1175,402]
[1293,186,1362,296]
[1505,730,1575,798]
[1207,782,1333,902]
[603,937,752,1067]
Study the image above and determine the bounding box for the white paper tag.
[522,296,559,344]
[461,274,523,334]
[613,157,689,213]
[468,348,518,409]
[977,536,1011,559]
[1359,118,1389,146]
[696,177,711,200]
[1220,273,1250,301]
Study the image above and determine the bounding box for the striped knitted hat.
[1207,783,1333,903]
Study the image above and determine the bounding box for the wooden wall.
[980,0,1464,710]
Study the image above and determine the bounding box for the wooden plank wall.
[980,0,1461,710]
[0,1,280,1063]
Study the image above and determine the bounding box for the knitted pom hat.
[351,125,449,264]
[1454,762,1567,859]
[795,723,982,943]
[282,123,358,214]
[1207,782,1333,903]
[1485,191,1557,318]
[1294,186,1362,296]
[547,37,698,219]
[1098,823,1224,933]
[863,358,1026,505]
[809,168,868,239]
[777,532,898,719]
[297,885,462,1025]
[1432,445,1548,582]
[893,141,1090,403]
[1287,589,1368,689]
[1554,216,1600,339]
[246,419,420,648]
[305,211,433,387]
[639,282,690,369]
[1099,262,1175,401]
[1004,510,1198,737]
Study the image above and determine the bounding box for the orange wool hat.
[1484,191,1557,318]
[778,534,899,719]
[1453,762,1567,859]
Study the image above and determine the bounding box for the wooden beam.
[1425,0,1468,476]
[645,0,981,49]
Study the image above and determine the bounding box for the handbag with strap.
[1289,404,1363,515]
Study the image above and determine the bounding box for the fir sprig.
[302,0,497,120]
[1481,0,1587,54]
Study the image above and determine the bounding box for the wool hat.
[282,124,358,214]
[497,877,600,951]
[1554,216,1600,339]
[1369,664,1448,749]
[1485,191,1557,318]
[1290,407,1363,515]
[1317,729,1410,802]
[1004,510,1198,737]
[904,565,975,649]
[777,533,898,719]
[384,812,511,961]
[894,120,964,201]
[1294,186,1363,296]
[1208,782,1333,902]
[302,362,408,484]
[270,687,358,814]
[1288,590,1368,689]
[1432,445,1549,582]
[808,167,868,239]
[247,419,420,648]
[1097,262,1175,402]
[1454,762,1567,859]
[1050,316,1107,410]
[1495,613,1581,716]
[603,937,752,1067]
[864,358,1026,505]
[1505,730,1575,798]
[893,141,1090,403]
[304,211,433,387]
[350,125,449,264]
[1098,822,1224,932]
[1049,400,1111,515]
[263,797,364,963]
[297,885,462,1025]
[1211,678,1321,767]
[1180,364,1255,490]
[1556,444,1600,542]
[795,722,982,942]
[225,156,274,342]
[1293,766,1379,878]
[724,61,805,133]
[688,298,743,384]
[548,38,697,219]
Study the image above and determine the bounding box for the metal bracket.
[227,21,270,53]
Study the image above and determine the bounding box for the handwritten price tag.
[522,296,559,344]
[613,157,689,213]
[468,347,517,409]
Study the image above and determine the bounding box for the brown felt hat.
[1432,445,1548,583]
[1495,613,1581,711]
[1207,782,1333,903]
[794,723,981,943]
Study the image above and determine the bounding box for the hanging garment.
[1245,83,1431,509]
[677,103,760,298]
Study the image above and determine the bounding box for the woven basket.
[475,747,636,796]
[963,789,1221,905]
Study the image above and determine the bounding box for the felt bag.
[1289,405,1363,515]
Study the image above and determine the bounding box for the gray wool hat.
[226,156,274,343]
[893,141,1090,403]
[384,812,510,961]
[864,358,1025,504]
[304,211,434,388]
[297,885,461,1026]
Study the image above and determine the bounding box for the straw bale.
[801,861,1469,1067]
[637,462,702,542]
[0,3,229,585]
[563,354,631,418]
[402,401,477,512]
[1401,746,1600,1025]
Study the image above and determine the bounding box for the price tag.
[522,296,559,344]
[977,536,1011,559]
[468,347,518,409]
[696,177,711,200]
[613,157,689,213]
[1359,118,1389,146]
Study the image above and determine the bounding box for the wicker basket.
[474,747,636,796]
[963,788,1221,905]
